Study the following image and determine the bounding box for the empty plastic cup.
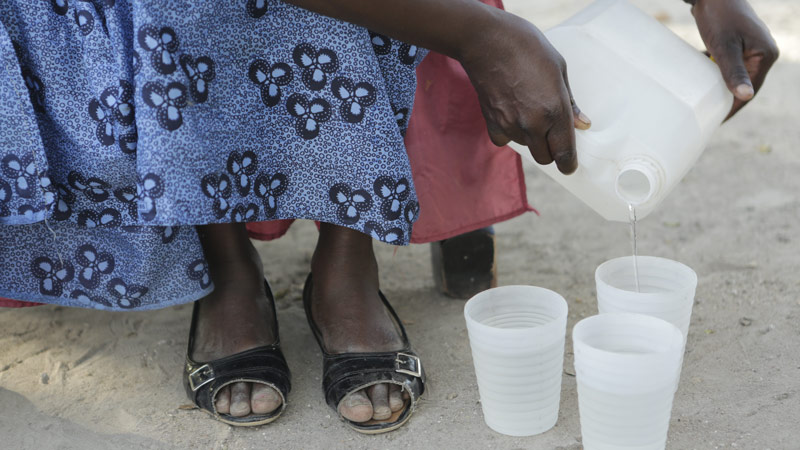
[573,313,684,450]
[596,256,697,343]
[464,286,568,436]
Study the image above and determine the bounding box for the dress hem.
[409,204,535,243]
[409,156,536,243]
[241,213,413,246]
[0,211,49,226]
[0,284,214,312]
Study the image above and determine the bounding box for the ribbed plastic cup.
[596,256,697,343]
[464,286,568,436]
[573,313,684,450]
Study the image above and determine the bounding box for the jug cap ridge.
[615,157,663,206]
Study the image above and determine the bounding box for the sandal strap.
[322,350,425,411]
[302,273,426,425]
[184,345,292,420]
[183,279,291,425]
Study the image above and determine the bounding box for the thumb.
[712,40,754,101]
[562,68,591,130]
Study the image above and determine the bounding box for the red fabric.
[2,0,531,307]
[0,299,41,307]
[245,218,295,241]
[401,53,533,242]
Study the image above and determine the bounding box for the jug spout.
[615,156,664,206]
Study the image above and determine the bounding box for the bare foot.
[309,223,408,422]
[192,223,282,418]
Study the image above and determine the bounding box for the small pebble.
[774,392,791,401]
[40,373,49,384]
[274,288,289,300]
[739,317,753,327]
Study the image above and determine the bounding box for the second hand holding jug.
[513,0,733,222]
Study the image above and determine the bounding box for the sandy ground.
[2,1,799,449]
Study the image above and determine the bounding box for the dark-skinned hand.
[284,0,591,175]
[691,0,779,119]
[286,0,778,171]
[459,13,591,175]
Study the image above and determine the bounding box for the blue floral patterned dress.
[0,0,425,310]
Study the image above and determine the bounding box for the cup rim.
[464,285,568,336]
[572,312,684,359]
[595,255,697,298]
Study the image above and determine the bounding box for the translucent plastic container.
[573,313,684,450]
[596,256,697,343]
[513,0,733,221]
[464,286,568,436]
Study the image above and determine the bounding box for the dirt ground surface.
[1,1,798,449]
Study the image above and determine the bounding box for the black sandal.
[303,274,425,434]
[183,280,291,427]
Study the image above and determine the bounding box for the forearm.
[283,0,505,60]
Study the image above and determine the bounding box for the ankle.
[205,242,264,285]
[210,257,263,282]
[197,223,264,281]
[313,223,375,263]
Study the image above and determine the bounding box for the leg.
[192,223,282,417]
[309,223,407,422]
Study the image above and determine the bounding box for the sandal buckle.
[395,352,422,378]
[188,364,215,392]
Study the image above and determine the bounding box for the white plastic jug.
[515,0,733,222]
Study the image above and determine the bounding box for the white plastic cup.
[464,286,568,436]
[573,313,684,450]
[596,256,697,343]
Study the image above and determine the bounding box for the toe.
[388,384,404,412]
[229,382,252,417]
[215,385,231,414]
[251,383,282,415]
[338,389,373,423]
[368,384,392,421]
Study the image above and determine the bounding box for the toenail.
[344,396,370,407]
[231,405,249,415]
